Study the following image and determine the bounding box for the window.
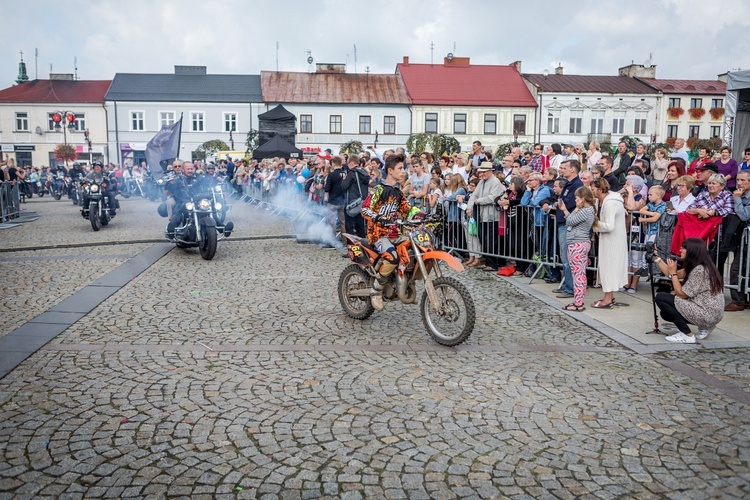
[359,115,371,134]
[191,112,204,132]
[513,115,527,135]
[689,125,700,138]
[483,114,497,135]
[425,113,438,134]
[47,113,60,131]
[131,111,144,131]
[590,111,604,134]
[634,112,647,135]
[568,111,582,134]
[300,114,312,133]
[668,97,681,109]
[70,113,86,132]
[15,112,28,131]
[547,111,560,134]
[711,98,723,109]
[612,112,625,135]
[453,113,466,134]
[383,116,396,134]
[223,112,237,132]
[690,98,703,109]
[710,126,721,138]
[667,125,679,138]
[160,112,175,127]
[330,115,342,134]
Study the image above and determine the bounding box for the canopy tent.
[251,135,303,160]
[724,70,750,161]
[258,104,297,147]
[258,104,296,121]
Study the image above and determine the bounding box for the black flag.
[145,117,182,178]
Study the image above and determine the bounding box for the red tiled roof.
[523,74,657,94]
[261,71,410,104]
[637,78,726,95]
[397,63,537,107]
[0,79,111,103]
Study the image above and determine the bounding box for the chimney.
[174,65,207,75]
[315,63,346,74]
[403,56,409,65]
[49,73,74,80]
[555,63,563,75]
[444,56,470,66]
[510,60,522,73]
[618,63,656,78]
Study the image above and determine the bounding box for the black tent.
[251,135,303,160]
[259,105,297,147]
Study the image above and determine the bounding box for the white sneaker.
[665,332,696,344]
[695,326,715,340]
[626,287,637,294]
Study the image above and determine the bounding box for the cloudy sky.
[2,0,747,88]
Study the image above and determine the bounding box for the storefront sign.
[0,144,13,152]
[14,145,36,151]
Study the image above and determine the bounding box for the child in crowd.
[639,184,668,247]
[558,186,597,311]
[426,177,444,215]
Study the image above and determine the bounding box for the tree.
[53,144,77,164]
[339,140,363,154]
[193,139,230,161]
[245,129,259,154]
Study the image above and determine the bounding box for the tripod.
[644,257,663,334]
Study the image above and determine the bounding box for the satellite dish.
[307,56,314,65]
[35,126,43,135]
[446,53,454,62]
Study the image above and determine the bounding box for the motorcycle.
[69,176,85,206]
[80,179,114,231]
[209,182,230,224]
[143,172,164,201]
[158,188,234,261]
[52,175,66,200]
[338,215,475,346]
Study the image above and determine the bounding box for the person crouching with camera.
[653,238,724,343]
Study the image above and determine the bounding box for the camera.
[643,241,656,263]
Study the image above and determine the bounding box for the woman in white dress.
[591,178,628,308]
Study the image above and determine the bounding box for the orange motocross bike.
[338,215,475,346]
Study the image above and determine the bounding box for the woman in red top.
[688,147,711,178]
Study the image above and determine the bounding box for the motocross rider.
[165,161,204,238]
[84,160,116,215]
[360,153,420,311]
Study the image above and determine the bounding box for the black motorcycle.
[81,179,115,231]
[158,190,233,261]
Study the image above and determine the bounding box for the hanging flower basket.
[53,143,78,163]
[667,107,685,119]
[709,107,725,120]
[688,107,706,120]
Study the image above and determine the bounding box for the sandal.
[563,303,586,312]
[591,300,615,309]
[480,265,496,272]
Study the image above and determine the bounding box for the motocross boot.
[371,279,385,311]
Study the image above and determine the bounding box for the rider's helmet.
[92,160,103,168]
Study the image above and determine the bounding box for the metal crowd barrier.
[0,182,21,223]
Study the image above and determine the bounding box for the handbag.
[345,171,363,217]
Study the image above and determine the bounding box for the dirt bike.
[338,214,475,346]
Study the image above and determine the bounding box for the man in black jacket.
[324,156,346,244]
[342,154,369,237]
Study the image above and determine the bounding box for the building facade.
[397,57,538,151]
[105,66,262,166]
[0,76,110,167]
[523,68,660,148]
[261,68,412,155]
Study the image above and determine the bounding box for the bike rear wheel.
[420,276,475,346]
[338,264,375,320]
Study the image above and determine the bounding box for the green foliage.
[194,139,230,160]
[339,140,364,154]
[440,135,462,156]
[244,129,259,154]
[648,142,674,159]
[689,137,722,155]
[406,133,462,156]
[494,141,535,161]
[406,133,432,155]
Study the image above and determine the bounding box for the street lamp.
[51,110,77,145]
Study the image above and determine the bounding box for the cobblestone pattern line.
[0,350,748,498]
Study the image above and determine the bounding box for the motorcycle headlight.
[198,199,211,211]
[214,202,222,211]
[185,202,195,211]
[214,185,222,192]
[90,184,99,193]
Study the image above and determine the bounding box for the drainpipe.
[113,100,120,166]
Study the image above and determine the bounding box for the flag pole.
[177,113,183,161]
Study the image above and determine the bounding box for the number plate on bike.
[413,227,434,249]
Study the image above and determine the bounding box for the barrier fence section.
[0,182,21,223]
[440,200,750,297]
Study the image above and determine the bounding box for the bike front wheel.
[420,276,475,346]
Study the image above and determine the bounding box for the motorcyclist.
[164,160,182,220]
[165,161,204,238]
[361,153,420,310]
[49,164,66,195]
[84,160,116,215]
[68,162,85,198]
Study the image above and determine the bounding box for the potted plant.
[709,107,725,120]
[688,107,706,120]
[667,107,685,119]
[53,143,78,164]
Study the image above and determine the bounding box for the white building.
[104,66,263,166]
[0,75,110,167]
[524,65,660,148]
[261,66,412,155]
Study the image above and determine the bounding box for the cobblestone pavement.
[0,198,749,498]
